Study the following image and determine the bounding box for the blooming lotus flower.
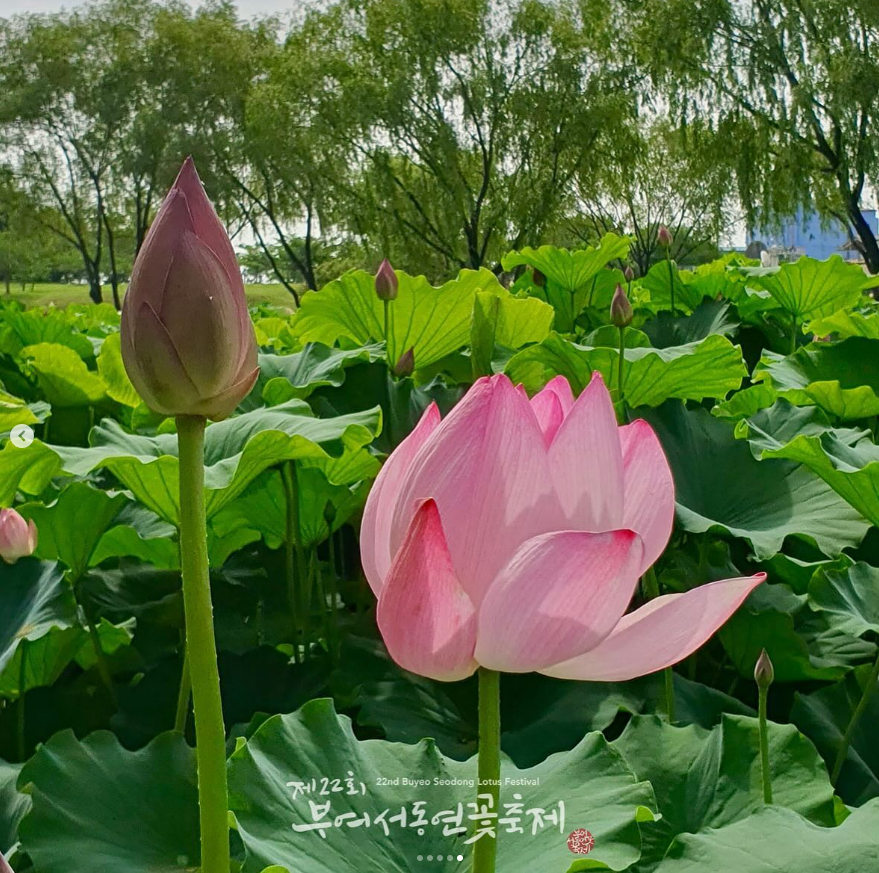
[121,157,258,421]
[0,508,38,564]
[362,373,765,682]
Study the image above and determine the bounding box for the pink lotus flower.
[0,508,38,564]
[362,373,765,681]
[121,157,258,421]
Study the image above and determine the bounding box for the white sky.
[1,0,293,16]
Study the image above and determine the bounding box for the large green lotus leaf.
[228,699,654,873]
[18,729,199,873]
[711,382,778,422]
[0,389,44,432]
[0,760,28,855]
[502,236,630,331]
[0,308,96,359]
[743,255,878,322]
[640,300,739,349]
[808,308,879,339]
[25,400,381,525]
[752,338,879,421]
[638,261,710,314]
[614,714,835,871]
[505,334,745,406]
[653,801,879,872]
[718,581,874,682]
[20,343,105,407]
[294,268,501,369]
[247,344,382,410]
[0,560,76,677]
[808,562,879,639]
[96,332,140,407]
[214,464,370,551]
[90,503,180,570]
[638,403,869,560]
[18,482,126,580]
[791,663,879,806]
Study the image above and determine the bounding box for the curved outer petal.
[126,303,201,415]
[542,573,767,682]
[539,375,575,419]
[194,366,260,422]
[361,403,442,595]
[548,372,624,531]
[530,388,563,446]
[377,500,478,682]
[475,529,644,673]
[159,230,243,396]
[619,419,675,573]
[389,375,564,606]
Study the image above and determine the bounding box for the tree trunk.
[88,278,103,304]
[848,200,879,275]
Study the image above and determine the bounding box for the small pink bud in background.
[624,265,635,282]
[393,347,415,377]
[0,508,38,564]
[121,157,259,421]
[657,226,673,247]
[610,283,633,328]
[532,268,546,288]
[754,648,774,688]
[375,259,398,301]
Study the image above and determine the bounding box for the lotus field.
[3,161,879,873]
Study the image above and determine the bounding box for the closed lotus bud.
[375,259,398,301]
[610,283,633,328]
[121,157,259,421]
[532,268,546,288]
[624,265,635,282]
[0,508,38,564]
[754,648,774,688]
[657,226,673,247]
[394,347,416,378]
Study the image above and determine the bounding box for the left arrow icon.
[10,425,35,448]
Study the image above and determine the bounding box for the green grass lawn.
[3,282,299,311]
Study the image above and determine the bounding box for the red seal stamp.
[567,828,595,854]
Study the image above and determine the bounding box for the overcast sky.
[2,0,294,16]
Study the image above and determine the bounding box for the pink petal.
[194,366,260,421]
[127,302,200,415]
[530,388,564,446]
[390,375,564,605]
[540,375,575,418]
[377,500,478,682]
[475,529,644,672]
[361,403,441,595]
[619,419,675,573]
[542,574,767,681]
[548,371,624,531]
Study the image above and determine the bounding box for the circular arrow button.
[10,424,35,449]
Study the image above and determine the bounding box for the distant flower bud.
[658,226,673,247]
[624,266,635,282]
[532,268,546,288]
[610,283,633,328]
[375,259,398,301]
[754,648,774,688]
[323,500,337,527]
[393,347,415,377]
[0,508,38,564]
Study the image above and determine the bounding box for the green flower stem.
[383,300,391,351]
[281,464,301,661]
[831,650,879,785]
[790,315,798,356]
[665,254,676,316]
[758,681,773,804]
[176,415,230,873]
[473,668,501,873]
[17,643,27,761]
[326,531,340,661]
[643,568,675,722]
[617,326,626,410]
[175,644,191,734]
[85,614,117,703]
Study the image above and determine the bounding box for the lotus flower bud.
[0,508,38,564]
[532,268,546,288]
[393,347,416,378]
[657,226,673,247]
[120,157,259,421]
[624,265,635,282]
[610,283,633,328]
[375,259,398,301]
[754,648,774,688]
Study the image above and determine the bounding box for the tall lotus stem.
[611,283,633,410]
[831,650,879,785]
[473,668,501,873]
[658,226,675,315]
[177,415,230,873]
[755,648,774,804]
[790,315,798,356]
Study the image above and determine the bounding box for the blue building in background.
[747,207,878,262]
